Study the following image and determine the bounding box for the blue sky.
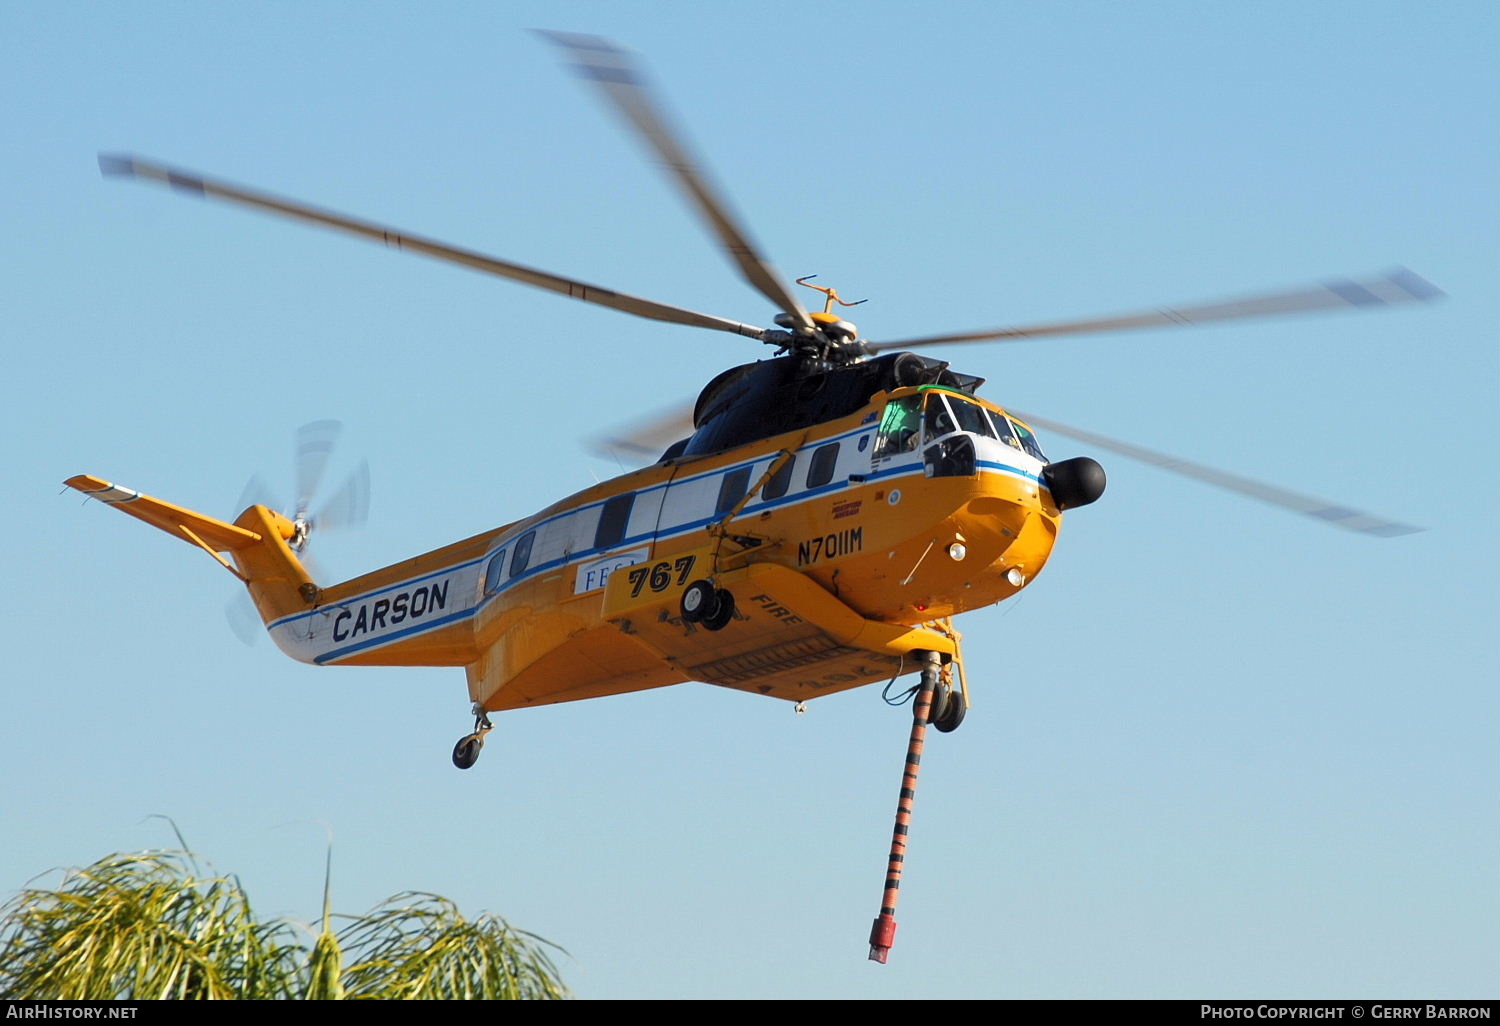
[3,1,1495,999]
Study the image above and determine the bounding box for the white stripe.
[92,484,141,503]
[273,456,1030,636]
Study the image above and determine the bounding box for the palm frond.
[1,849,569,1001]
[0,850,299,1000]
[339,892,570,1000]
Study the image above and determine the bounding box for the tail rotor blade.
[314,460,370,534]
[295,419,342,513]
[235,473,283,517]
[225,591,263,646]
[299,549,328,587]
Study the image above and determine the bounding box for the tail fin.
[65,474,317,625]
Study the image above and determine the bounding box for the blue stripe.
[283,423,885,629]
[270,556,486,628]
[976,460,1047,487]
[464,463,911,613]
[312,607,476,665]
[287,434,1043,663]
[866,458,1042,486]
[294,464,929,661]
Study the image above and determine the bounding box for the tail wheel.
[701,588,735,631]
[932,688,967,733]
[452,734,484,769]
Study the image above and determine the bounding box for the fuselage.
[261,377,1066,713]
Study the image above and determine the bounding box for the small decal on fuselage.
[749,593,804,625]
[574,547,650,594]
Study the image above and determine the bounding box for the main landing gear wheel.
[680,579,716,623]
[701,588,735,631]
[681,581,735,630]
[927,685,950,726]
[452,707,494,770]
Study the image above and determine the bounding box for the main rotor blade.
[99,154,767,340]
[1013,409,1422,538]
[867,269,1443,352]
[589,405,696,463]
[541,32,817,337]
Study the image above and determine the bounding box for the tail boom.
[67,472,487,668]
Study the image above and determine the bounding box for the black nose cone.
[1042,457,1106,511]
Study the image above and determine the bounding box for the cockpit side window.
[923,393,958,443]
[873,396,922,459]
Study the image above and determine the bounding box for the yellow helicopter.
[67,33,1438,961]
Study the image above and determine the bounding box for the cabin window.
[716,466,752,515]
[483,548,507,596]
[594,493,634,549]
[1009,419,1048,463]
[873,397,922,459]
[806,442,840,488]
[762,455,796,500]
[923,393,958,442]
[949,395,994,438]
[509,531,536,579]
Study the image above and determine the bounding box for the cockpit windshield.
[947,394,994,438]
[987,410,1019,449]
[879,390,1049,465]
[1008,418,1047,462]
[923,392,957,442]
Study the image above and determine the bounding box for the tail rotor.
[225,420,370,643]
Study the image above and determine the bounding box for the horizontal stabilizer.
[65,474,262,551]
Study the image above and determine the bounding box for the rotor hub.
[290,515,312,551]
